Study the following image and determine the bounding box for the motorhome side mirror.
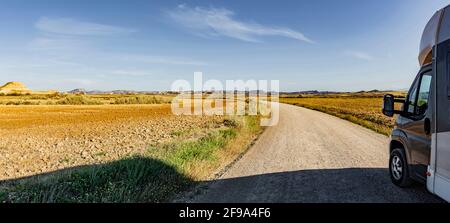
[382,94,395,117]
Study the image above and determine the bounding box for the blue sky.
[0,0,448,91]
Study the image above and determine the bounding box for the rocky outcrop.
[0,82,32,95]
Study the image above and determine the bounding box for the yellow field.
[280,92,406,135]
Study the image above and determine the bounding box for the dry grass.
[280,92,406,135]
[153,116,262,181]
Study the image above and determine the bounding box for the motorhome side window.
[416,73,432,115]
[406,72,432,116]
[406,80,418,114]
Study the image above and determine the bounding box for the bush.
[56,95,103,105]
[29,93,62,100]
[4,100,39,105]
[112,95,167,105]
[6,92,22,96]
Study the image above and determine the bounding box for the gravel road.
[183,103,442,203]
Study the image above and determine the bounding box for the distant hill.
[67,88,87,94]
[281,90,340,95]
[0,82,32,95]
[66,89,162,95]
[282,89,407,95]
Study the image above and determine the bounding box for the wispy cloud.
[28,37,88,51]
[119,54,207,66]
[166,5,314,43]
[35,17,136,36]
[345,50,374,61]
[30,17,205,66]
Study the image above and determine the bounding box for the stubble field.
[0,97,263,202]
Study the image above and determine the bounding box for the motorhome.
[382,5,450,202]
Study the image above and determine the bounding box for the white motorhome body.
[420,6,450,202]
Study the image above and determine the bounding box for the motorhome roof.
[419,5,450,66]
[419,9,443,66]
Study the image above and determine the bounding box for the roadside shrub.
[223,118,238,128]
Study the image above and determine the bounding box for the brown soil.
[0,104,225,180]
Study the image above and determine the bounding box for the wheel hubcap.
[391,155,403,180]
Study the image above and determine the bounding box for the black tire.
[389,148,413,187]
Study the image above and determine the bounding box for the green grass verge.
[1,157,190,203]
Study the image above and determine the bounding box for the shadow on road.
[1,162,443,203]
[185,168,444,203]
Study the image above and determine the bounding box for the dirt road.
[183,103,442,203]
